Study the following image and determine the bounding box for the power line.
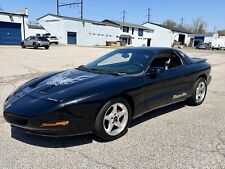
[56,0,84,19]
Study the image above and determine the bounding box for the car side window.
[169,53,183,69]
[150,52,183,70]
[150,52,171,70]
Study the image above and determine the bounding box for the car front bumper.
[207,75,212,86]
[3,111,93,137]
[38,41,50,47]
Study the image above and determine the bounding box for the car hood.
[19,69,121,102]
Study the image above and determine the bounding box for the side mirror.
[147,67,165,78]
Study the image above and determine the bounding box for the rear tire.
[45,46,50,49]
[94,98,132,141]
[186,77,207,106]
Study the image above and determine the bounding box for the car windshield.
[80,49,154,75]
[37,37,48,41]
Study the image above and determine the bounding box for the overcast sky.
[1,0,224,32]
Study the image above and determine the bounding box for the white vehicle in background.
[47,36,59,45]
[211,39,225,50]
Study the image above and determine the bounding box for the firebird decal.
[173,92,187,99]
[46,71,97,86]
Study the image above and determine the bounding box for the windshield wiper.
[76,65,124,76]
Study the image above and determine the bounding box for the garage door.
[67,32,77,44]
[0,21,22,45]
[194,36,205,46]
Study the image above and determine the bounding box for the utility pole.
[0,5,3,11]
[214,26,216,33]
[121,10,126,23]
[81,0,83,19]
[57,0,59,15]
[56,0,83,19]
[147,8,152,23]
[180,17,184,27]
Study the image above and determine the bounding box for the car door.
[30,37,37,46]
[143,50,191,112]
[24,37,31,46]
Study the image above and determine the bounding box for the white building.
[0,9,48,45]
[26,22,48,37]
[102,19,154,47]
[211,33,225,49]
[143,22,191,47]
[172,30,190,46]
[142,22,173,47]
[38,14,120,46]
[187,34,214,46]
[38,14,154,46]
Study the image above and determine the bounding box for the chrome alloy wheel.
[103,103,129,136]
[196,81,206,103]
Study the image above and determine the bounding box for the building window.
[123,26,129,33]
[138,29,144,37]
[132,28,134,35]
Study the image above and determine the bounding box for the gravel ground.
[0,45,225,169]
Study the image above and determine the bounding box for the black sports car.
[3,47,212,141]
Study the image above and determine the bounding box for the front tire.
[94,98,132,141]
[21,42,26,48]
[45,46,50,49]
[33,43,38,49]
[186,77,207,106]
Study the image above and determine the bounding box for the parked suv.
[21,36,50,49]
[47,36,59,45]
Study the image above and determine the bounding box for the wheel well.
[198,74,207,82]
[118,94,135,117]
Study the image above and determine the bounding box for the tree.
[192,17,207,34]
[163,19,177,29]
[218,30,225,36]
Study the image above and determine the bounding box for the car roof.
[119,47,175,53]
[117,47,193,64]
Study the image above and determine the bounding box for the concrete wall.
[142,23,173,47]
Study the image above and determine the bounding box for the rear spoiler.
[191,57,207,63]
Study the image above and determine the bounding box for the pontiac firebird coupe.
[3,47,211,141]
